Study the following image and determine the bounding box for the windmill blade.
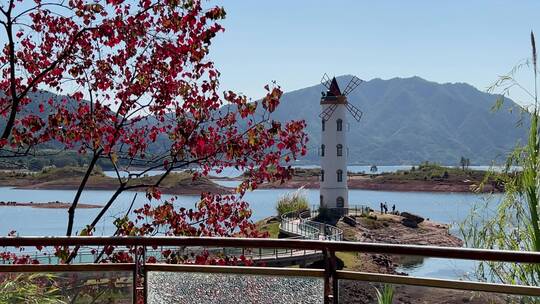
[321,73,332,90]
[342,76,363,96]
[319,104,338,121]
[346,103,363,122]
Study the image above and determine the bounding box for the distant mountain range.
[269,75,528,165]
[3,75,529,166]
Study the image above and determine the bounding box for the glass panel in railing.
[147,271,323,304]
[0,271,133,303]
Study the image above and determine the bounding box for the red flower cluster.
[0,0,307,264]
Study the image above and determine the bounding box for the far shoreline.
[0,201,101,209]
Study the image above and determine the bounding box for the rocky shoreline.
[0,169,230,195]
[256,175,500,193]
[334,212,508,303]
[254,165,505,193]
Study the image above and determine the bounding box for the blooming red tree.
[0,0,307,265]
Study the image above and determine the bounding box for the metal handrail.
[1,236,540,303]
[282,205,371,241]
[280,209,321,240]
[280,209,344,241]
[2,236,539,263]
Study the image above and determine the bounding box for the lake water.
[0,181,500,280]
[0,184,492,236]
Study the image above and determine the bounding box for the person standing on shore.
[380,202,384,214]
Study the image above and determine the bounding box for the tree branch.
[66,149,102,236]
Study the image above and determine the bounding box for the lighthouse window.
[337,169,343,182]
[320,195,324,205]
[321,170,325,181]
[322,119,325,131]
[336,144,343,156]
[337,119,343,131]
[336,197,344,208]
[321,144,325,157]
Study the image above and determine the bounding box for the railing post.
[143,245,147,304]
[323,248,338,304]
[331,250,338,303]
[133,245,139,304]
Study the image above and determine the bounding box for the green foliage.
[367,214,378,220]
[317,206,330,221]
[257,221,280,238]
[0,149,152,171]
[461,32,540,289]
[276,187,309,216]
[374,284,394,304]
[28,158,46,171]
[459,156,471,171]
[384,162,497,183]
[37,166,104,179]
[0,273,65,304]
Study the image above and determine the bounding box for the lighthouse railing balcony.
[1,236,540,304]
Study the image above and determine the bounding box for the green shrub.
[375,284,394,304]
[461,32,540,289]
[317,206,330,221]
[367,214,378,220]
[0,273,65,304]
[276,187,309,216]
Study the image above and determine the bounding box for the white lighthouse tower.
[319,75,363,210]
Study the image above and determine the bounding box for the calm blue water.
[0,181,501,280]
[0,186,492,237]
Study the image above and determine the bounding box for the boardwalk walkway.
[23,206,367,267]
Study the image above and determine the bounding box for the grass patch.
[275,187,309,216]
[336,251,360,269]
[259,222,280,238]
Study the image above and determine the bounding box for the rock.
[343,216,357,227]
[401,218,418,228]
[400,212,424,224]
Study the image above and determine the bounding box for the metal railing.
[0,237,540,304]
[310,204,371,218]
[280,209,343,241]
[16,244,321,266]
[280,205,371,241]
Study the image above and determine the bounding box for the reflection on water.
[396,256,477,280]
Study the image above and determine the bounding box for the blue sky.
[209,1,540,105]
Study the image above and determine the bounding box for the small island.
[256,163,506,193]
[0,167,230,195]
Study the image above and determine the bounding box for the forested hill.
[270,75,527,165]
[0,75,529,168]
